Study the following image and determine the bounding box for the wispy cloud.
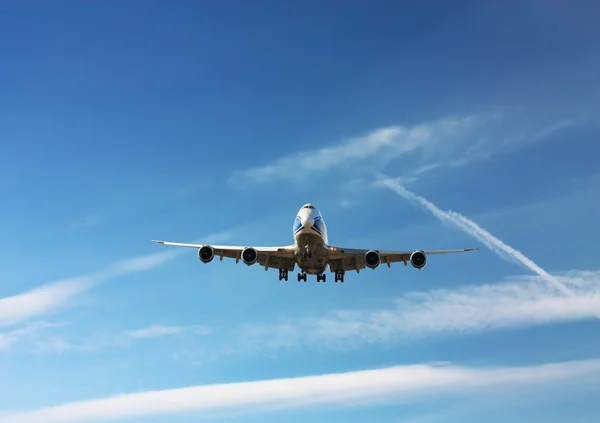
[3,359,599,423]
[234,270,599,352]
[0,279,94,327]
[410,118,579,178]
[8,270,598,356]
[127,324,212,339]
[0,321,213,354]
[0,231,232,328]
[229,113,579,187]
[0,321,68,351]
[230,115,480,185]
[376,176,575,297]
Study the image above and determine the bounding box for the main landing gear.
[279,268,288,281]
[287,270,344,283]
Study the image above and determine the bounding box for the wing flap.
[151,239,296,270]
[327,246,476,273]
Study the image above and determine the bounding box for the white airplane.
[152,203,476,283]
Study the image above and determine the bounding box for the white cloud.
[8,270,598,356]
[376,176,575,297]
[0,321,68,351]
[234,270,599,352]
[127,324,212,339]
[230,115,479,185]
[3,358,599,423]
[0,231,232,328]
[0,321,214,354]
[0,279,94,327]
[410,118,579,178]
[228,113,579,187]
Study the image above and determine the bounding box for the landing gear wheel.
[334,270,345,283]
[316,273,326,283]
[297,272,307,282]
[278,268,288,281]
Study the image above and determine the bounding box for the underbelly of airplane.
[293,232,329,274]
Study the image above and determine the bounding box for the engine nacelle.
[198,245,215,263]
[410,250,427,269]
[241,247,258,265]
[364,250,381,269]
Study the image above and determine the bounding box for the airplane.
[152,203,476,283]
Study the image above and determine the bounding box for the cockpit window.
[302,204,315,209]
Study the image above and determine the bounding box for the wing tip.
[151,240,165,244]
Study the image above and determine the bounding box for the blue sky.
[1,1,600,422]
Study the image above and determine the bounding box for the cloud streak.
[127,324,212,339]
[229,114,579,188]
[0,231,232,328]
[0,321,214,354]
[3,359,599,423]
[230,115,479,185]
[7,270,598,356]
[235,270,599,352]
[0,321,69,351]
[377,176,575,297]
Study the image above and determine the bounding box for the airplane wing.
[151,240,297,271]
[327,245,476,273]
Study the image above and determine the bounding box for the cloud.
[229,113,579,187]
[0,321,69,351]
[0,231,232,328]
[410,118,579,178]
[230,115,480,185]
[0,322,213,354]
[0,279,94,327]
[234,270,599,352]
[376,176,575,297]
[127,324,212,339]
[9,270,598,356]
[3,358,599,423]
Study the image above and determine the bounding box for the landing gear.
[316,273,326,283]
[279,268,288,281]
[303,243,312,259]
[334,270,345,283]
[297,272,307,282]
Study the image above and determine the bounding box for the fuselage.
[292,204,330,274]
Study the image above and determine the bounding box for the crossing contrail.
[378,176,574,297]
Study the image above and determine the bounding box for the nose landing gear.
[297,272,307,282]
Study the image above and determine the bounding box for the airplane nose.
[303,213,315,227]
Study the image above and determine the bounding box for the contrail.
[378,176,574,297]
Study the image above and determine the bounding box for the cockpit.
[301,203,316,210]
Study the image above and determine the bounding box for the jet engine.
[364,250,381,269]
[198,245,215,263]
[410,250,427,269]
[241,247,258,265]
